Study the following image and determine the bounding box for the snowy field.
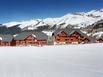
[0,43,103,77]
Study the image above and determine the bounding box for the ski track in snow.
[0,43,103,77]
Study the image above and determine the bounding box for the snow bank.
[0,43,103,77]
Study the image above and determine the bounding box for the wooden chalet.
[52,28,70,44]
[14,31,48,46]
[32,31,48,46]
[52,28,90,44]
[68,29,90,44]
[0,34,13,46]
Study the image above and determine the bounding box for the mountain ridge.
[0,8,103,38]
[3,8,103,29]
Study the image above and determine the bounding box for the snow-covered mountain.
[0,8,103,37]
[3,8,103,30]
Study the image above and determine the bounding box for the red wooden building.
[14,31,48,46]
[53,28,90,44]
[53,30,69,44]
[0,35,13,46]
[68,30,90,44]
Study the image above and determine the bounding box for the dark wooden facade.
[14,35,47,46]
[10,39,16,46]
[69,31,90,44]
[36,39,47,46]
[54,30,90,44]
[15,35,36,46]
[69,31,81,44]
[54,31,69,44]
[0,41,11,46]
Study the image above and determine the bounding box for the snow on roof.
[32,34,36,37]
[0,37,2,40]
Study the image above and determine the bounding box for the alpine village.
[1,9,103,47]
[0,19,103,47]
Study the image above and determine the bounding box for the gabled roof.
[14,30,48,40]
[69,29,97,43]
[32,31,48,40]
[0,34,13,42]
[53,28,89,37]
[69,29,89,38]
[53,28,73,36]
[53,28,95,42]
[14,31,32,40]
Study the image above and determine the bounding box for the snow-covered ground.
[0,43,103,77]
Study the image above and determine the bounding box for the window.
[57,39,60,41]
[65,39,68,41]
[71,38,73,41]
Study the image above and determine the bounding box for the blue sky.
[0,0,103,23]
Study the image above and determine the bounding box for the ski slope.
[0,43,103,77]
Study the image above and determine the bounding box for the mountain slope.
[3,8,103,30]
[1,8,103,37]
